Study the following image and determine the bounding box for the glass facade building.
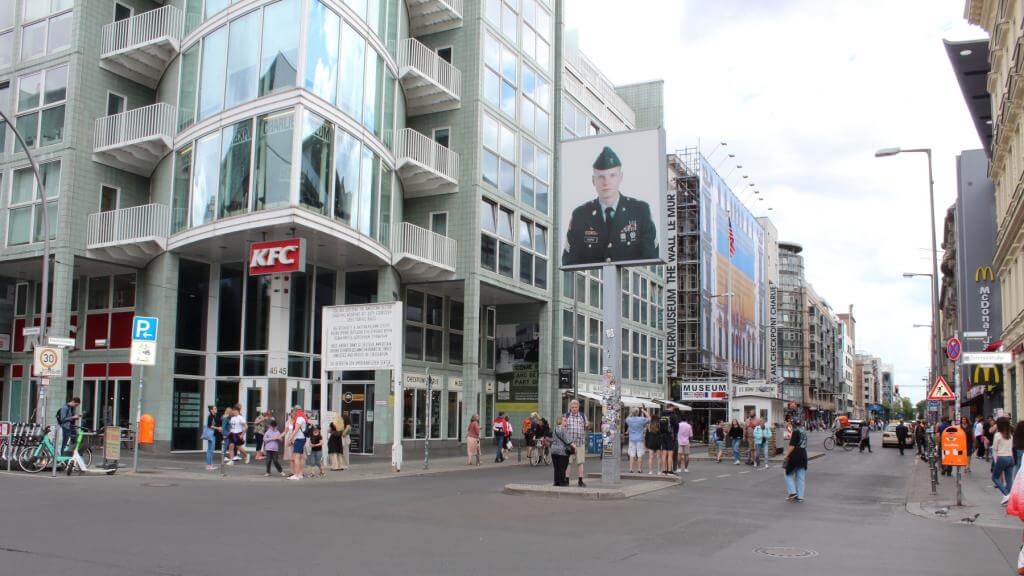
[0,0,667,454]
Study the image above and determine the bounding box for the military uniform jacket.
[561,194,658,266]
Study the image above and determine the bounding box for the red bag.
[1006,466,1024,519]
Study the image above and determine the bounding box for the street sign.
[131,316,159,342]
[21,326,39,337]
[33,345,62,377]
[963,331,988,338]
[47,336,75,348]
[558,368,573,390]
[962,351,1013,365]
[927,400,940,412]
[946,337,962,362]
[130,340,156,366]
[928,376,955,401]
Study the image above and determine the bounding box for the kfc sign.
[249,239,306,275]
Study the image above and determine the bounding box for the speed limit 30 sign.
[33,345,63,377]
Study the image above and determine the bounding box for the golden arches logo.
[972,365,1002,385]
[975,266,995,282]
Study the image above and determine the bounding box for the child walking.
[263,420,285,477]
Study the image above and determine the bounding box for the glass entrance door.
[172,379,203,450]
[339,383,373,454]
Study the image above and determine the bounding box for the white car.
[882,424,908,448]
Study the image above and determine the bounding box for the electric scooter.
[67,428,116,475]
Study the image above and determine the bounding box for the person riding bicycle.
[56,397,81,455]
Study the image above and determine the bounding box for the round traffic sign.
[946,337,962,362]
[39,347,59,369]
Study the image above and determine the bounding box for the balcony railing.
[395,128,458,195]
[101,5,183,57]
[95,103,176,152]
[87,204,170,249]
[99,5,182,88]
[406,0,463,36]
[392,222,456,279]
[398,38,461,115]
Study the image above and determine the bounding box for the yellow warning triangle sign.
[928,376,955,401]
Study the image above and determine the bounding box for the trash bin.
[587,433,602,454]
[139,414,155,445]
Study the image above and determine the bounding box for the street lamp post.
[0,109,53,469]
[879,148,942,402]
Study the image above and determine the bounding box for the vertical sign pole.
[132,365,144,473]
[393,304,404,472]
[953,338,962,507]
[424,368,431,470]
[600,264,622,485]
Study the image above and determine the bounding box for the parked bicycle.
[531,437,551,466]
[19,426,92,473]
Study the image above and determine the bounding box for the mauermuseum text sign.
[322,302,402,371]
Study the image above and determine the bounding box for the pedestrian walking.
[307,426,324,478]
[915,420,927,459]
[340,413,352,468]
[1013,420,1024,478]
[895,420,909,456]
[983,416,995,463]
[713,421,726,463]
[644,418,661,474]
[523,412,538,463]
[667,406,681,472]
[745,414,757,465]
[285,406,308,480]
[565,399,589,486]
[658,411,674,475]
[728,419,744,465]
[493,412,507,463]
[203,405,220,471]
[625,408,650,473]
[676,413,693,473]
[783,419,809,502]
[327,422,344,471]
[754,420,772,468]
[858,420,872,453]
[466,414,481,466]
[229,404,251,464]
[992,417,1015,505]
[221,407,236,464]
[253,410,269,461]
[974,416,987,460]
[550,415,576,487]
[263,419,284,477]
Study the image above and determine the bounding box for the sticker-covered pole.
[600,264,622,485]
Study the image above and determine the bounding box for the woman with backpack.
[783,419,809,502]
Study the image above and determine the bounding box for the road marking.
[692,478,706,482]
[739,471,750,474]
[716,474,731,478]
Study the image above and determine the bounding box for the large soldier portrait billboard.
[559,129,667,269]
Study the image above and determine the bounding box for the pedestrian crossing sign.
[927,376,955,401]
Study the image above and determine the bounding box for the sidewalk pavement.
[123,450,533,484]
[905,452,1023,531]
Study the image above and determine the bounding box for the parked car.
[881,424,907,448]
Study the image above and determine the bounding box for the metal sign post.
[424,369,432,470]
[600,264,623,485]
[130,316,159,473]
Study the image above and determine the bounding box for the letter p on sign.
[132,316,159,342]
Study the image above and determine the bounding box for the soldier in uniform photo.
[562,146,658,266]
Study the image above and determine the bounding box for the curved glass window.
[338,21,365,122]
[191,132,220,227]
[333,127,360,226]
[254,109,294,211]
[178,44,199,130]
[358,145,377,237]
[304,1,339,103]
[225,10,260,109]
[259,0,300,96]
[218,119,252,218]
[198,26,227,121]
[172,145,192,233]
[300,111,332,215]
[363,49,382,136]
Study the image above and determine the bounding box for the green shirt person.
[561,146,658,267]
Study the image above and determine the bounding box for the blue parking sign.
[132,316,159,342]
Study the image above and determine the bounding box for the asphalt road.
[0,434,1019,576]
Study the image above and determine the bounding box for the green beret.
[592,146,621,170]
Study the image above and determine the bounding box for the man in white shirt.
[229,404,250,464]
[974,417,986,460]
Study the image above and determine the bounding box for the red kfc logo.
[249,239,306,275]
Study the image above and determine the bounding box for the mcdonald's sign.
[971,364,1003,387]
[976,266,995,282]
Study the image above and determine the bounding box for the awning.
[656,399,692,411]
[622,396,659,409]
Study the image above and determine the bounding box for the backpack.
[522,418,533,434]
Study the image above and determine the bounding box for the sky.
[565,0,987,403]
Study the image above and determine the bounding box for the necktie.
[604,206,614,229]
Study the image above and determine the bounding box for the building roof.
[944,39,992,155]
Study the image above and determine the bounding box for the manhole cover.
[753,547,818,559]
[142,482,177,488]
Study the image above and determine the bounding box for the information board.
[321,303,402,371]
